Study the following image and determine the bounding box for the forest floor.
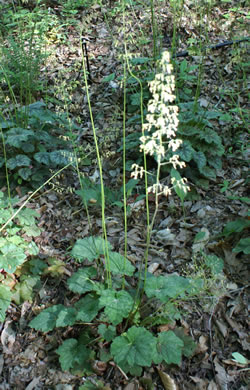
[0,1,249,389]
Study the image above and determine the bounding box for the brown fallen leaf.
[207,380,219,390]
[213,356,233,389]
[190,376,209,389]
[215,319,228,338]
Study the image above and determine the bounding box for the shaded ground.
[0,1,249,389]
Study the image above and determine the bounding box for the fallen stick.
[173,37,249,58]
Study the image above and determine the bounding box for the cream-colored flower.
[131,164,144,179]
[138,50,187,198]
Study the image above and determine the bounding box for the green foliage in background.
[0,101,74,187]
[0,1,52,103]
[0,32,47,101]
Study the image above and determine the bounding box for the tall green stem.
[81,38,112,288]
[122,2,128,289]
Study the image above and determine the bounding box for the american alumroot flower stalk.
[132,51,185,190]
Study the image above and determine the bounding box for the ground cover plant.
[0,101,75,187]
[0,0,249,389]
[0,190,42,322]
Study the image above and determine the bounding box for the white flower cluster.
[140,51,183,163]
[132,51,185,184]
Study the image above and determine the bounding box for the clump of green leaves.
[30,236,199,376]
[61,0,96,13]
[168,101,225,187]
[187,250,225,295]
[222,201,250,255]
[0,101,74,187]
[0,190,43,322]
[76,175,142,213]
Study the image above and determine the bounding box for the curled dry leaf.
[92,360,108,375]
[0,320,16,354]
[158,322,176,333]
[157,369,178,390]
[196,335,208,354]
[148,262,160,273]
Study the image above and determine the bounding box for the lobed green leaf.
[67,267,97,294]
[34,152,51,165]
[0,244,26,273]
[7,155,31,169]
[223,219,250,237]
[173,328,197,357]
[109,251,135,276]
[98,324,116,342]
[204,255,224,274]
[111,326,157,374]
[29,304,77,332]
[71,236,112,262]
[156,331,184,365]
[233,238,250,254]
[99,289,134,325]
[5,128,34,147]
[145,274,191,302]
[17,208,39,226]
[74,294,100,322]
[18,167,32,180]
[56,338,91,372]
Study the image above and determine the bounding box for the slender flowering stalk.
[131,51,187,293]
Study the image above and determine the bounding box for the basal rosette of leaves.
[0,101,75,187]
[29,236,204,375]
[0,190,43,322]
